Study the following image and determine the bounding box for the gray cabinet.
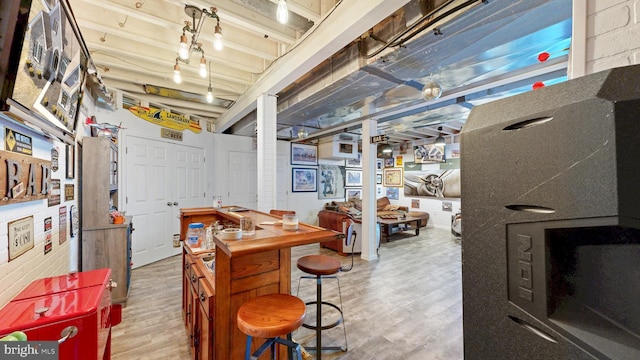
[81,137,131,304]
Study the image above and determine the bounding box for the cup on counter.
[240,217,255,236]
[282,214,299,231]
[172,233,180,247]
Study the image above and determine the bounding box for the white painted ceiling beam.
[215,0,413,132]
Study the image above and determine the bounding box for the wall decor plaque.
[59,206,67,245]
[0,150,52,206]
[8,216,34,261]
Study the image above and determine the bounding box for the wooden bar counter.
[180,207,343,360]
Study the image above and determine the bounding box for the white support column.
[360,119,379,261]
[256,94,278,212]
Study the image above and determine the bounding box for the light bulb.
[206,86,214,103]
[173,64,182,84]
[199,57,207,78]
[213,24,223,51]
[422,79,442,101]
[178,34,190,60]
[277,0,288,24]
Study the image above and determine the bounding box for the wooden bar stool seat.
[237,294,306,360]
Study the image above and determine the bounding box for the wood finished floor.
[112,228,463,360]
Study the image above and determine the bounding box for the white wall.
[571,0,640,77]
[0,91,95,307]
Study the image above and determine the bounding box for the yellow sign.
[128,106,202,133]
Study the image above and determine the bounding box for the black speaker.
[460,64,640,359]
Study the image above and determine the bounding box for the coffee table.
[377,215,422,241]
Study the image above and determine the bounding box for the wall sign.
[5,128,33,155]
[160,128,183,141]
[44,217,53,255]
[59,206,67,245]
[64,184,74,201]
[128,106,202,133]
[0,150,52,206]
[8,216,34,261]
[51,148,59,171]
[70,205,79,237]
[48,179,61,206]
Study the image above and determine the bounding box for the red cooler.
[0,268,122,359]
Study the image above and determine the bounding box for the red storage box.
[0,269,120,360]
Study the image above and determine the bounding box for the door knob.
[167,202,172,206]
[173,202,179,206]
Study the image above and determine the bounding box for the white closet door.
[125,135,204,268]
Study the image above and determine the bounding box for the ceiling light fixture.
[206,62,214,103]
[277,0,289,24]
[173,4,223,98]
[297,126,308,139]
[422,78,442,101]
[434,126,445,145]
[173,61,182,84]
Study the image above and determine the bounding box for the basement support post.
[256,93,278,212]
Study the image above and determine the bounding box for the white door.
[125,136,205,268]
[227,151,257,208]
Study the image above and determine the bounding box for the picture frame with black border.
[292,167,317,192]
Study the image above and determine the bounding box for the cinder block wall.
[583,0,640,73]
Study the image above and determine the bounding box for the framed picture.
[383,167,404,187]
[10,0,89,134]
[376,159,383,170]
[292,167,317,192]
[346,153,362,168]
[346,188,362,200]
[414,144,445,163]
[376,173,382,184]
[396,155,403,167]
[386,187,399,200]
[318,164,345,199]
[345,169,362,187]
[291,143,318,166]
[66,144,75,179]
[384,158,394,168]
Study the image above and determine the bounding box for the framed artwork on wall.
[414,144,445,163]
[346,153,362,167]
[345,169,362,187]
[10,0,89,134]
[318,164,345,199]
[292,167,317,192]
[376,173,382,184]
[291,143,318,166]
[346,188,362,200]
[383,167,404,187]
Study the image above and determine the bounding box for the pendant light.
[206,62,213,103]
[277,0,288,24]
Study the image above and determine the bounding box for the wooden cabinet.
[183,250,215,360]
[81,137,132,304]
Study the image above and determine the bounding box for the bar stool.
[237,293,306,360]
[296,221,356,359]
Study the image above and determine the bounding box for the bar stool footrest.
[305,345,348,352]
[251,336,303,360]
[302,301,344,331]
